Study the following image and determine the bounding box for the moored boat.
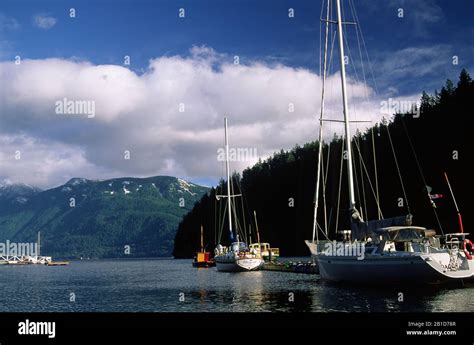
[313,0,474,285]
[192,225,215,268]
[214,118,264,272]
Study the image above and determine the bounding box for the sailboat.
[214,118,265,272]
[312,0,474,284]
[192,225,215,267]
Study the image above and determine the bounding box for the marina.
[0,232,65,266]
[0,0,472,342]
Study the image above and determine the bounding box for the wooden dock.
[47,261,70,266]
[262,260,319,274]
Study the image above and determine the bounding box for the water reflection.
[0,259,473,312]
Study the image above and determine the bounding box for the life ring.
[463,239,473,260]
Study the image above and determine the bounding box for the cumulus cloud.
[0,46,386,188]
[0,134,117,188]
[33,14,57,30]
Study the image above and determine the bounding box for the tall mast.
[224,117,234,241]
[336,0,357,212]
[253,211,261,245]
[37,231,41,257]
[200,225,204,252]
[312,0,331,244]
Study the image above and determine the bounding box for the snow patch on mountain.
[67,178,89,186]
[177,178,196,196]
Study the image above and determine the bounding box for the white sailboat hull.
[317,253,474,284]
[304,240,333,257]
[215,257,264,272]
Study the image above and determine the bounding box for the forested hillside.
[0,176,208,258]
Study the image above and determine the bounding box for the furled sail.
[351,213,413,240]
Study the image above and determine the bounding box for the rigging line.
[217,197,227,245]
[320,3,334,236]
[321,0,331,236]
[350,1,440,232]
[317,222,331,240]
[353,137,384,219]
[340,0,362,88]
[217,155,226,244]
[327,29,337,104]
[335,136,345,234]
[347,0,403,221]
[324,130,332,187]
[231,176,245,243]
[319,29,337,235]
[323,30,336,202]
[229,175,237,238]
[351,138,363,219]
[385,123,411,215]
[240,181,249,243]
[231,198,242,242]
[400,117,445,234]
[340,1,372,216]
[324,144,331,233]
[219,183,225,244]
[323,137,332,234]
[240,177,254,243]
[343,0,383,216]
[339,0,387,225]
[371,126,382,220]
[349,0,379,95]
[236,176,248,242]
[312,0,331,243]
[356,135,368,220]
[214,188,217,245]
[221,202,228,243]
[329,28,337,71]
[320,142,329,233]
[349,0,369,100]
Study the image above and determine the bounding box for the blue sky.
[2,0,473,94]
[0,0,473,188]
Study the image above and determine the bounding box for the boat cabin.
[248,243,280,261]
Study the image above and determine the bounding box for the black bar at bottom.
[0,312,472,345]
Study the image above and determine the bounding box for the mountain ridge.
[0,175,209,258]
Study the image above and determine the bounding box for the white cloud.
[0,47,387,188]
[33,14,57,30]
[378,45,449,79]
[0,134,116,188]
[388,0,443,35]
[0,13,20,31]
[372,44,471,96]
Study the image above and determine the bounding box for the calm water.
[0,258,473,312]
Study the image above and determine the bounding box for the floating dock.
[262,260,318,274]
[47,261,70,266]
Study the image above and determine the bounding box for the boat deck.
[262,260,318,274]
